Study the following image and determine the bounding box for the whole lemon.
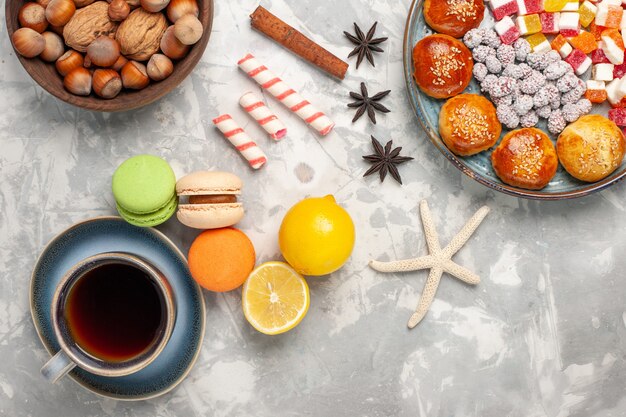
[279,195,355,276]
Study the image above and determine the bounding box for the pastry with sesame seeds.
[413,34,474,99]
[491,127,559,189]
[424,0,485,38]
[439,94,502,156]
[556,115,626,182]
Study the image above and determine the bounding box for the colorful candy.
[559,12,581,37]
[490,0,519,20]
[592,62,615,80]
[589,22,606,40]
[544,0,569,12]
[551,34,574,57]
[591,43,611,62]
[608,107,626,125]
[237,53,335,136]
[568,31,598,53]
[527,33,552,52]
[495,16,522,44]
[517,14,543,34]
[585,79,608,102]
[613,62,626,78]
[561,0,580,12]
[565,48,592,74]
[517,0,544,15]
[579,1,598,27]
[595,3,623,28]
[605,77,626,105]
[601,28,625,64]
[212,114,268,170]
[540,12,561,33]
[239,91,287,141]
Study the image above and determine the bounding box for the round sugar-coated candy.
[548,109,567,134]
[497,44,516,66]
[544,61,571,80]
[546,50,561,64]
[561,81,585,104]
[536,105,552,119]
[496,104,520,129]
[533,88,551,108]
[481,74,499,92]
[490,76,516,97]
[492,94,514,106]
[485,55,503,74]
[518,63,533,78]
[550,97,561,109]
[463,28,483,49]
[482,30,502,48]
[520,71,546,95]
[520,110,539,127]
[556,73,579,92]
[514,38,531,62]
[514,94,534,115]
[527,52,550,71]
[562,103,581,122]
[472,45,494,63]
[502,64,524,79]
[577,98,592,115]
[473,62,489,82]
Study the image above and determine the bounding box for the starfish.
[369,200,490,328]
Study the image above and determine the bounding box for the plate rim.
[29,216,206,401]
[402,0,626,200]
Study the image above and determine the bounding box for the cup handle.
[41,351,76,383]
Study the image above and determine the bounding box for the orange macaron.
[187,227,256,292]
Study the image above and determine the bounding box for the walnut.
[63,2,118,52]
[115,8,167,61]
[74,0,96,6]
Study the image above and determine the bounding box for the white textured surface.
[1,0,626,416]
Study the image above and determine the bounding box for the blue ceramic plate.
[30,217,205,400]
[403,0,626,199]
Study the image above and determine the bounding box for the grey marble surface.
[1,0,626,416]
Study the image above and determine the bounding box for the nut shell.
[159,25,189,59]
[12,27,46,58]
[116,8,168,60]
[108,0,130,21]
[56,50,84,76]
[74,0,97,6]
[111,54,128,71]
[63,67,92,96]
[166,0,198,23]
[63,1,119,52]
[45,0,76,27]
[18,3,48,33]
[40,31,65,62]
[173,14,202,45]
[121,60,150,89]
[147,53,173,81]
[93,69,122,99]
[140,0,170,12]
[86,36,120,67]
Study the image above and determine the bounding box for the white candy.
[602,0,622,6]
[595,4,611,26]
[556,41,573,58]
[574,55,592,75]
[559,12,580,31]
[533,37,552,53]
[592,63,615,81]
[239,92,287,140]
[601,32,625,64]
[562,1,580,11]
[586,79,606,90]
[495,16,516,36]
[605,77,626,104]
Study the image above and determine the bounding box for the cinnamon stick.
[250,6,348,80]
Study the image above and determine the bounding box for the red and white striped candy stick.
[212,114,267,170]
[239,92,287,141]
[237,53,335,136]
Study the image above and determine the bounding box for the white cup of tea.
[41,252,176,383]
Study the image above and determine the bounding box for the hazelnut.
[45,0,76,27]
[126,0,141,7]
[56,50,84,76]
[160,25,189,59]
[12,27,46,58]
[93,69,122,98]
[49,24,65,36]
[173,14,202,45]
[121,61,150,89]
[108,0,130,21]
[111,55,128,71]
[86,36,120,67]
[36,0,52,7]
[63,67,92,95]
[147,53,173,81]
[83,54,92,68]
[18,3,48,33]
[140,0,170,13]
[40,32,65,62]
[166,0,198,23]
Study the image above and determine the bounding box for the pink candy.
[495,16,521,44]
[565,48,592,74]
[517,0,543,15]
[559,12,580,37]
[613,62,626,78]
[239,92,287,140]
[540,12,560,34]
[591,47,611,63]
[490,0,519,20]
[212,114,268,170]
[608,107,626,125]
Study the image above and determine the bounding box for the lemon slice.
[242,262,310,335]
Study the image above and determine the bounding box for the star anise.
[363,136,413,184]
[344,22,388,68]
[348,82,391,124]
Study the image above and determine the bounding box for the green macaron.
[112,155,178,227]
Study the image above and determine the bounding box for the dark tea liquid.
[64,263,165,363]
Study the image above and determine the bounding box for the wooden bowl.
[5,0,213,112]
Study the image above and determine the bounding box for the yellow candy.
[527,33,551,52]
[544,0,569,12]
[579,1,598,27]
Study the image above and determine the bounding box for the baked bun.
[424,0,485,38]
[413,34,473,99]
[439,94,501,155]
[491,128,558,190]
[557,115,626,182]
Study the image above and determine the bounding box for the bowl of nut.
[6,0,213,111]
